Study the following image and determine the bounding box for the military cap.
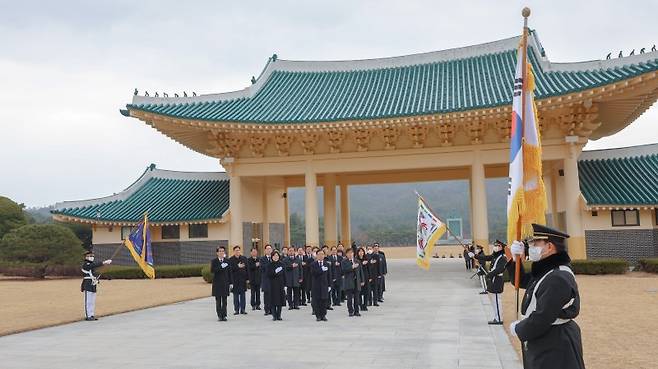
[531,223,569,250]
[83,250,94,256]
[494,239,507,247]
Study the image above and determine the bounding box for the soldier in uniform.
[486,240,508,325]
[473,245,489,294]
[229,245,249,315]
[210,246,231,321]
[81,250,112,321]
[507,224,585,369]
[247,248,261,310]
[341,248,364,317]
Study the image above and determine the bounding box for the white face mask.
[493,246,501,252]
[86,256,94,262]
[367,250,373,254]
[528,246,544,262]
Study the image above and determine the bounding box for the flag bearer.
[507,224,585,369]
[81,249,112,321]
[486,240,508,325]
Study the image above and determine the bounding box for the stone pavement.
[0,258,521,369]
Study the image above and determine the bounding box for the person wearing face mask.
[81,249,112,321]
[473,245,489,294]
[507,224,585,369]
[485,240,508,325]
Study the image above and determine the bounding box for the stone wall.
[585,229,658,263]
[93,240,226,266]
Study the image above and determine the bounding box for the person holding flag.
[415,194,447,270]
[505,8,585,369]
[80,249,112,321]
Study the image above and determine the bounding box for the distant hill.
[288,178,508,246]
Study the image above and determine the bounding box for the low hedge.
[201,264,212,283]
[0,261,79,278]
[100,264,205,279]
[638,258,658,273]
[571,259,628,275]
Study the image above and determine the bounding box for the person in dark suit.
[211,246,231,321]
[80,249,112,321]
[260,244,273,315]
[507,224,585,369]
[485,240,508,325]
[267,250,286,321]
[284,247,302,310]
[301,246,313,306]
[247,248,261,310]
[374,243,387,302]
[328,246,343,306]
[366,246,380,306]
[229,245,249,315]
[356,247,370,311]
[341,248,364,317]
[311,249,330,321]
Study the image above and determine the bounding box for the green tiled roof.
[125,32,658,124]
[52,165,229,223]
[579,145,658,206]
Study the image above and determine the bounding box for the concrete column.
[563,148,586,259]
[470,156,489,247]
[304,167,320,247]
[323,173,338,246]
[229,173,243,249]
[340,182,351,244]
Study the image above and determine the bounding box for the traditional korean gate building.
[52,31,658,262]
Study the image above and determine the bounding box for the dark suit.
[267,261,286,320]
[328,254,343,305]
[260,255,272,314]
[229,255,249,313]
[301,254,313,304]
[358,256,370,309]
[341,257,364,315]
[284,255,303,308]
[211,258,231,319]
[247,256,261,309]
[367,253,381,305]
[311,260,330,319]
[377,251,387,301]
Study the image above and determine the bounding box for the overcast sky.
[1,0,656,207]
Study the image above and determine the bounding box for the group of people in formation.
[210,242,388,322]
[464,223,585,369]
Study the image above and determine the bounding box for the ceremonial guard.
[329,247,343,306]
[229,245,249,315]
[341,248,364,317]
[260,244,273,315]
[507,224,585,369]
[81,249,112,321]
[211,246,231,321]
[486,240,508,325]
[474,245,489,294]
[267,250,286,321]
[311,249,330,321]
[247,248,261,310]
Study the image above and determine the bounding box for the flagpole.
[515,6,531,318]
[414,190,468,248]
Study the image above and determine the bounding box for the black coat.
[327,254,343,282]
[259,255,272,289]
[211,258,231,297]
[267,260,286,306]
[378,252,387,275]
[486,252,508,294]
[247,256,261,287]
[341,257,364,291]
[507,253,585,369]
[81,260,104,293]
[229,255,249,293]
[310,260,330,299]
[367,253,380,280]
[358,256,370,282]
[302,254,313,290]
[284,256,303,287]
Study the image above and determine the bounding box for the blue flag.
[124,213,155,279]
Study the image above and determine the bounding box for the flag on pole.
[124,213,155,279]
[416,197,447,270]
[506,36,548,244]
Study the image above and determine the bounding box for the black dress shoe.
[488,320,503,325]
[256,306,261,310]
[355,312,361,317]
[327,307,334,310]
[234,312,240,315]
[288,307,294,310]
[316,318,322,322]
[264,312,270,316]
[252,306,255,311]
[377,299,383,303]
[349,313,354,317]
[221,317,228,321]
[241,311,247,315]
[277,317,283,321]
[362,307,368,311]
[321,317,328,321]
[272,316,277,321]
[373,303,379,306]
[479,291,488,295]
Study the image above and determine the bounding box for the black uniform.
[311,259,330,320]
[507,223,585,369]
[341,256,364,316]
[486,251,508,323]
[247,256,261,309]
[229,255,249,314]
[81,259,104,319]
[267,260,286,320]
[211,257,232,320]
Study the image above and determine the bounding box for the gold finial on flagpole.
[522,7,531,18]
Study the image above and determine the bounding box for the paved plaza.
[0,259,521,369]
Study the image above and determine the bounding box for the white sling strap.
[522,265,575,325]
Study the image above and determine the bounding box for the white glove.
[467,252,474,258]
[509,320,520,337]
[275,266,283,273]
[510,241,524,256]
[321,266,328,272]
[103,259,112,265]
[328,287,331,292]
[221,262,228,268]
